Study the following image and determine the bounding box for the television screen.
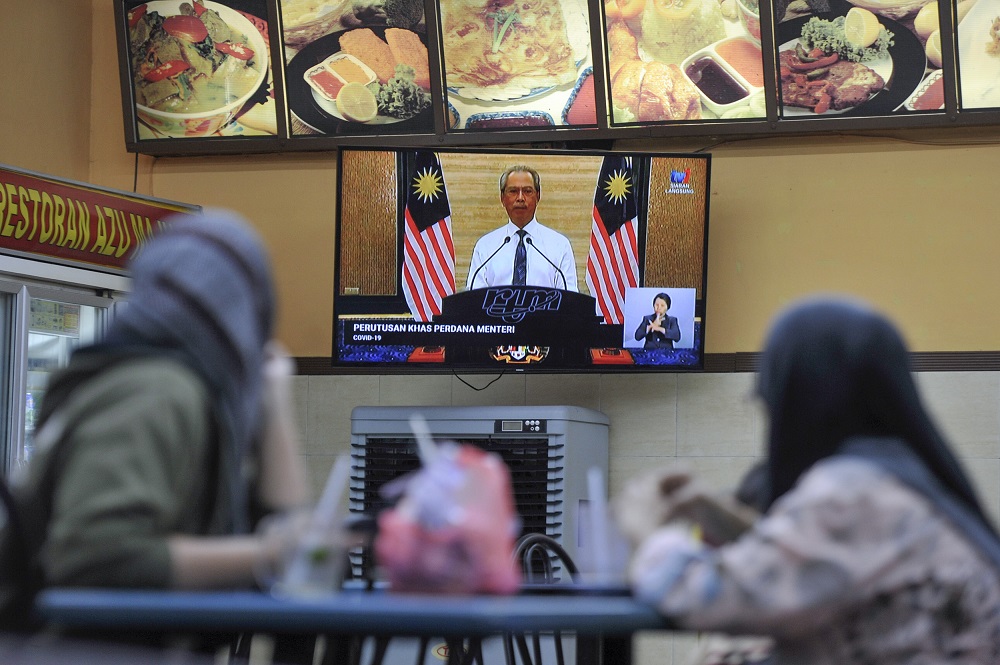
[333,146,710,372]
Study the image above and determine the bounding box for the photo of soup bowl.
[737,0,761,44]
[133,1,269,138]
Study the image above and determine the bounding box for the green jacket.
[21,354,228,588]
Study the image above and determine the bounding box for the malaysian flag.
[401,151,455,322]
[587,156,639,324]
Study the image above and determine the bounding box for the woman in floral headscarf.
[618,296,1000,664]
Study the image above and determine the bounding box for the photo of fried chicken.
[606,19,702,122]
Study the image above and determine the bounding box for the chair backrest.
[508,534,580,665]
[513,533,579,584]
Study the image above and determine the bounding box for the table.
[35,588,670,665]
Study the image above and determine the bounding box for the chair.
[514,533,579,586]
[505,533,580,665]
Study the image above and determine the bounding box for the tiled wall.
[291,370,1000,665]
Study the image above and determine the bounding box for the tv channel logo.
[667,168,695,194]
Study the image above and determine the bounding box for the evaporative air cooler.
[349,405,609,577]
[348,405,611,665]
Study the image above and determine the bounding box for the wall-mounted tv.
[333,146,710,373]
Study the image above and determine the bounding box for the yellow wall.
[1,4,92,183]
[5,3,1000,355]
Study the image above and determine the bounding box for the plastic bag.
[374,443,521,595]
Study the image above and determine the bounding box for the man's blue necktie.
[513,230,527,285]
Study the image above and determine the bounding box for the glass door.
[0,289,14,476]
[0,279,117,473]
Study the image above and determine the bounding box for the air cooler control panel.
[496,418,547,433]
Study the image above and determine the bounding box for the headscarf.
[102,209,276,533]
[755,297,991,536]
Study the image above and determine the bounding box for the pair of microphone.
[469,233,568,290]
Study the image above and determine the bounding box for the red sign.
[0,164,196,271]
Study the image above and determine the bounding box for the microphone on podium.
[525,237,567,290]
[469,235,511,288]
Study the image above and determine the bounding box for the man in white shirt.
[467,166,579,291]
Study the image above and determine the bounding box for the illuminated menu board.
[603,0,767,123]
[122,0,279,140]
[280,0,434,135]
[111,0,997,153]
[437,0,597,130]
[957,0,1000,110]
[772,0,943,117]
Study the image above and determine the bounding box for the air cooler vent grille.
[349,436,563,579]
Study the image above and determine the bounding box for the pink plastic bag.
[374,443,521,595]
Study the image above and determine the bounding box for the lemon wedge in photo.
[336,83,378,123]
[925,29,942,68]
[913,1,939,40]
[844,7,882,49]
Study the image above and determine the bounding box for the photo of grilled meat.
[779,49,885,113]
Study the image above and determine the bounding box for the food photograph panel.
[436,0,598,131]
[603,0,768,125]
[957,0,1000,110]
[280,0,434,135]
[774,0,944,117]
[122,0,279,140]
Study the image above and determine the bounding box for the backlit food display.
[958,0,1000,109]
[604,0,766,123]
[111,0,997,148]
[126,0,277,138]
[280,0,434,135]
[438,0,597,130]
[774,0,943,117]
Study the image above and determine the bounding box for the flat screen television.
[333,146,711,372]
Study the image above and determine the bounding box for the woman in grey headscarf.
[19,209,307,590]
[617,296,1000,664]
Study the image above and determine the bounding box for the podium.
[411,286,626,367]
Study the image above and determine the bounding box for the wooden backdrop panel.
[643,157,708,296]
[338,150,397,296]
